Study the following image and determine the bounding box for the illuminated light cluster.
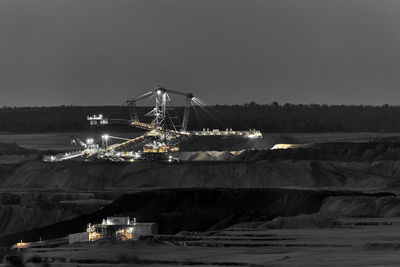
[87,114,103,120]
[131,120,156,130]
[88,231,103,242]
[116,228,133,241]
[271,144,295,150]
[86,138,94,145]
[143,145,179,153]
[12,241,29,249]
[192,129,262,138]
[270,144,299,150]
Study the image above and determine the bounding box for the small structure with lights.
[87,114,108,126]
[68,216,159,243]
[11,240,30,250]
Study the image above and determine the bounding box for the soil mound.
[251,142,400,161]
[179,134,297,151]
[6,141,400,190]
[3,156,400,189]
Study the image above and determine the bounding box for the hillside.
[1,188,393,246]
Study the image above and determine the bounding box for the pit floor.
[9,217,400,266]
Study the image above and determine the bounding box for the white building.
[69,217,157,244]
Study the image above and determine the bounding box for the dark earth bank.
[0,187,393,247]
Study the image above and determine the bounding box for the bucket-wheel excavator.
[45,86,262,162]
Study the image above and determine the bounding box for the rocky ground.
[3,133,400,265]
[6,218,400,266]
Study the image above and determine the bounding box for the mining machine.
[46,86,262,162]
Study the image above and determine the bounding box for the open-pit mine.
[3,131,400,266]
[2,89,400,266]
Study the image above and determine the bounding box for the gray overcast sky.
[1,0,400,106]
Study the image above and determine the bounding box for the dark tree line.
[1,103,400,133]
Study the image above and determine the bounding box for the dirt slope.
[1,188,392,246]
[0,192,114,237]
[2,159,400,189]
[3,141,400,244]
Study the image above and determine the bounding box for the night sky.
[1,0,400,106]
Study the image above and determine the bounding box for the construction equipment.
[126,86,194,132]
[45,86,262,162]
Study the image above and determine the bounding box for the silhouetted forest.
[1,102,400,133]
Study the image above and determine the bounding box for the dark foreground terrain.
[13,219,400,266]
[3,134,400,265]
[1,187,393,245]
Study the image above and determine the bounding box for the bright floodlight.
[102,134,109,140]
[157,89,162,95]
[86,138,92,144]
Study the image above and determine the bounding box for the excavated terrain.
[3,135,400,265]
[4,140,400,238]
[0,188,394,246]
[0,191,114,238]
